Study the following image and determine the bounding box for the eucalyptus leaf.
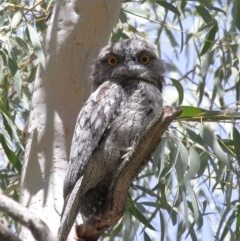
[233,127,240,165]
[11,11,22,29]
[184,147,200,181]
[170,78,184,105]
[196,6,212,24]
[27,24,46,69]
[200,124,228,165]
[200,21,218,56]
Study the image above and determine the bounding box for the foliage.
[0,0,51,225]
[0,0,240,240]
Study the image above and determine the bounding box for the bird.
[62,39,165,220]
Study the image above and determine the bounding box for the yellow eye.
[107,55,118,66]
[139,53,151,65]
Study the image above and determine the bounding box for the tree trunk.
[19,1,122,240]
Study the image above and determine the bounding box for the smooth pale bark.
[19,1,122,240]
[0,194,56,241]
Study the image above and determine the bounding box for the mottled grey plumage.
[63,39,164,218]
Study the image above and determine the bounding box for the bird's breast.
[108,81,162,148]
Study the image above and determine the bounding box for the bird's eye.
[139,53,151,65]
[107,55,118,67]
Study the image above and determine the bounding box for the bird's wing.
[63,81,123,200]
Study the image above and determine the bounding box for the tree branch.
[0,194,57,241]
[60,106,182,241]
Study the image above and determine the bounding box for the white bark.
[19,1,122,240]
[0,194,56,241]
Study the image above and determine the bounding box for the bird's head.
[91,39,165,92]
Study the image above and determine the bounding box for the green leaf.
[119,10,127,23]
[196,6,212,23]
[152,137,167,177]
[129,202,156,231]
[143,231,152,241]
[182,190,190,228]
[198,19,218,32]
[200,21,218,56]
[218,209,236,240]
[178,106,205,118]
[232,0,240,30]
[184,147,201,181]
[8,57,18,76]
[159,211,165,241]
[186,128,204,147]
[236,205,240,240]
[188,221,198,241]
[0,124,14,153]
[170,78,184,105]
[11,11,22,29]
[156,1,180,16]
[15,36,29,54]
[13,70,22,97]
[178,16,184,54]
[177,106,240,121]
[197,151,209,177]
[164,28,178,47]
[233,127,240,165]
[27,24,46,69]
[0,126,20,171]
[0,110,24,150]
[186,183,199,223]
[173,139,188,185]
[210,7,226,15]
[200,124,228,164]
